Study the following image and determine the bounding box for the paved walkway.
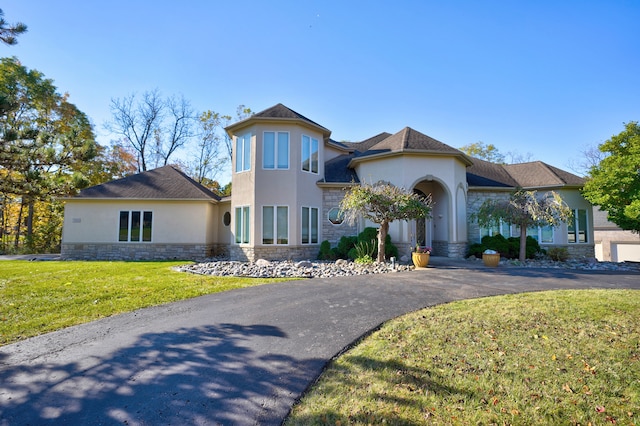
[1,259,638,425]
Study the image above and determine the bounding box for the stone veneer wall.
[229,245,319,262]
[61,243,215,261]
[322,187,359,245]
[466,190,595,259]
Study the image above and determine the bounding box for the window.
[118,211,152,242]
[301,207,319,244]
[223,211,231,226]
[301,135,319,173]
[480,220,512,240]
[235,133,251,172]
[235,206,250,244]
[263,132,289,169]
[328,207,344,225]
[263,206,288,244]
[568,209,588,243]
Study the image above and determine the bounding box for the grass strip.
[287,289,640,425]
[0,260,289,346]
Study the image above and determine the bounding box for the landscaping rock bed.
[176,256,640,278]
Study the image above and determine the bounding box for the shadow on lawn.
[0,323,324,425]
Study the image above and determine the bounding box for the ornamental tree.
[339,181,433,263]
[582,121,640,233]
[473,189,572,261]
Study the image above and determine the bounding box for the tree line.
[0,57,247,254]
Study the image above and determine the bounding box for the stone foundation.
[229,245,319,262]
[61,243,216,261]
[545,244,595,259]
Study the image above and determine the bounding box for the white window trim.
[235,133,251,173]
[301,206,319,244]
[262,131,290,170]
[119,210,153,243]
[235,205,250,244]
[262,205,289,245]
[301,134,319,174]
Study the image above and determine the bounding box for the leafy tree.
[339,181,432,263]
[0,57,99,251]
[191,110,231,183]
[0,9,27,46]
[459,142,505,163]
[472,189,572,261]
[582,121,640,233]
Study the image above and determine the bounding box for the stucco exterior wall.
[62,199,215,245]
[230,122,325,259]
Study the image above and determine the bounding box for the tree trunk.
[14,199,24,249]
[377,221,389,263]
[519,225,527,262]
[26,201,34,251]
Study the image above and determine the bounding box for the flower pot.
[412,252,430,268]
[482,253,500,267]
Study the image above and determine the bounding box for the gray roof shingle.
[74,165,221,200]
[467,159,585,188]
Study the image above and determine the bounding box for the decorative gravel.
[175,256,639,279]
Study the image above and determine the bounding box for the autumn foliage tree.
[0,57,99,252]
[339,181,433,263]
[472,189,572,261]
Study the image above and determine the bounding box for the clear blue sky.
[4,1,639,181]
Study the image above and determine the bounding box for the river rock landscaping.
[176,256,640,278]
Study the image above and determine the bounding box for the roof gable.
[367,127,463,155]
[467,159,585,188]
[74,165,221,200]
[226,103,331,137]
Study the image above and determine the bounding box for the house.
[61,103,595,261]
[593,207,640,262]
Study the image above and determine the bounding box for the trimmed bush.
[547,246,569,262]
[467,234,543,260]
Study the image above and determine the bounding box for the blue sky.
[3,1,639,181]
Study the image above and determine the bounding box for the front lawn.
[0,260,290,346]
[286,290,640,425]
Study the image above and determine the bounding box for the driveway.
[1,259,638,425]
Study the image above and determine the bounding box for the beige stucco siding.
[231,123,325,247]
[63,200,215,245]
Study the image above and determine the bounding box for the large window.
[301,135,319,174]
[119,211,152,242]
[263,132,289,169]
[301,206,319,244]
[568,209,588,243]
[235,133,251,172]
[481,222,554,243]
[235,206,250,244]
[263,206,288,244]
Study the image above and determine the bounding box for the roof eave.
[348,150,474,167]
[225,116,332,139]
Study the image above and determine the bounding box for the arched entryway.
[413,179,449,256]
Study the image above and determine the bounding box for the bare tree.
[566,143,607,176]
[153,95,195,167]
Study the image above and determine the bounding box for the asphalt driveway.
[1,259,639,425]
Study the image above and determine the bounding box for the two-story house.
[61,103,595,261]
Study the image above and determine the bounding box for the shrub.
[468,234,544,260]
[336,236,358,258]
[547,246,569,262]
[318,240,335,260]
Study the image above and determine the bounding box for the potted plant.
[412,244,431,268]
[482,249,500,267]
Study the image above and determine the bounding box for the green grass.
[286,290,640,425]
[0,260,290,346]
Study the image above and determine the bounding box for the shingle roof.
[243,103,331,134]
[74,165,221,200]
[344,132,392,153]
[466,157,519,187]
[363,127,463,155]
[321,154,360,184]
[467,159,585,188]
